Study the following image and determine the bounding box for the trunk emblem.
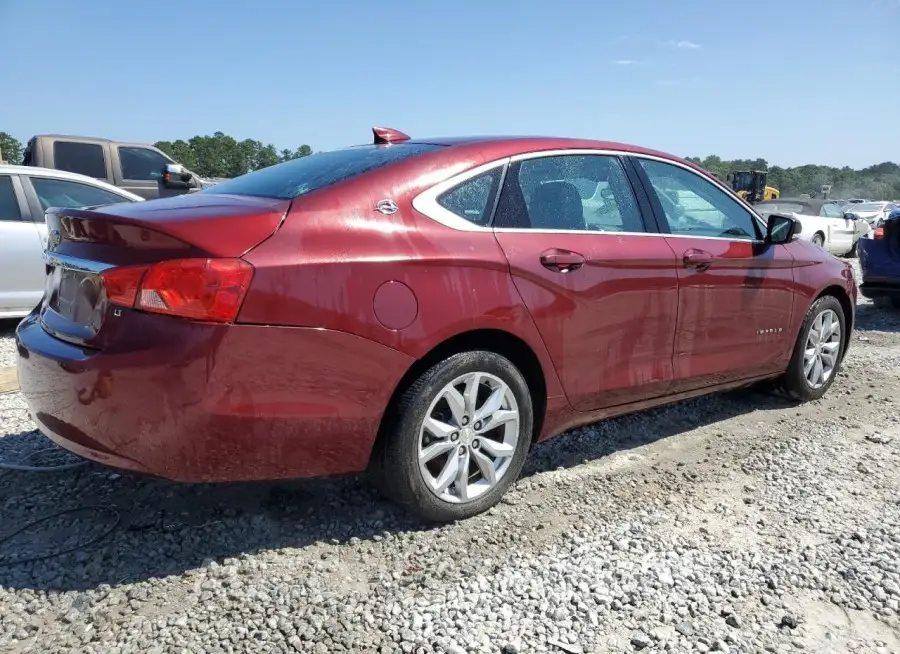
[47,229,61,252]
[375,199,399,215]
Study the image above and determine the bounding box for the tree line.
[2,130,898,199]
[686,155,900,200]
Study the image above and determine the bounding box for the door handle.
[683,249,714,269]
[540,249,585,273]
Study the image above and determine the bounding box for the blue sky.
[1,0,896,168]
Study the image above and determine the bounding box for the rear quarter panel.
[237,166,567,401]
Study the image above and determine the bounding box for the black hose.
[0,447,89,472]
[0,505,121,567]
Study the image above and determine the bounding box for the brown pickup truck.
[22,134,219,200]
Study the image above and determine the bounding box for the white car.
[754,198,868,256]
[846,201,897,228]
[0,165,143,318]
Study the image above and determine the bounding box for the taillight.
[100,266,148,306]
[874,226,884,240]
[101,258,254,323]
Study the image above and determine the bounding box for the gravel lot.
[1,261,899,654]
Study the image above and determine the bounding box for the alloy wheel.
[417,372,520,503]
[803,308,841,389]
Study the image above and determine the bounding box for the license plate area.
[40,258,109,345]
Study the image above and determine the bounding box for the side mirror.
[766,213,799,245]
[162,163,197,189]
[844,212,858,221]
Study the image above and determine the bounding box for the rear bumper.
[15,311,414,482]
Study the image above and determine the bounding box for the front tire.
[812,232,825,247]
[370,351,533,522]
[781,296,846,402]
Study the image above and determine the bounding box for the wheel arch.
[812,284,854,361]
[375,328,549,455]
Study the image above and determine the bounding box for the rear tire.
[781,295,846,402]
[846,240,858,258]
[370,351,533,522]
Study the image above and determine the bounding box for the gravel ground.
[1,260,900,654]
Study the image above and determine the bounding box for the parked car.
[859,208,900,308]
[16,128,856,522]
[0,164,142,318]
[22,135,221,200]
[754,198,867,256]
[846,201,896,228]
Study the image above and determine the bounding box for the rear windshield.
[200,143,442,200]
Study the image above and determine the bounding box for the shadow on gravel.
[0,318,19,338]
[855,302,900,334]
[0,383,795,593]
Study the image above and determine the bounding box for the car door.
[0,174,44,315]
[115,145,185,199]
[490,152,680,411]
[821,201,854,253]
[632,156,797,390]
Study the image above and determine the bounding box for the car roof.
[384,134,713,181]
[0,164,144,201]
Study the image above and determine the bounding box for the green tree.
[0,132,22,164]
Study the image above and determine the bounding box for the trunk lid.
[40,193,290,348]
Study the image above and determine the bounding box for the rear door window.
[31,177,132,211]
[494,154,646,232]
[0,176,22,221]
[52,142,107,179]
[202,143,442,200]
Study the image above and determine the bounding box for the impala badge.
[375,199,399,215]
[47,229,61,252]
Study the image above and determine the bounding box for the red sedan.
[16,128,856,522]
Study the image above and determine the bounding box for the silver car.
[0,165,142,318]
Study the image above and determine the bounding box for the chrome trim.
[412,147,768,242]
[412,158,510,232]
[507,148,627,162]
[43,252,113,274]
[487,227,761,243]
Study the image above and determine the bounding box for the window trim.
[412,158,510,231]
[629,153,768,242]
[414,148,770,240]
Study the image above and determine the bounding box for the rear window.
[53,141,107,179]
[201,143,443,200]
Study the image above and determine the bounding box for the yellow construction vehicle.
[728,170,780,203]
